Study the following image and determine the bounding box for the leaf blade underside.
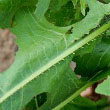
[0,0,110,110]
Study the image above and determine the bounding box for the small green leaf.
[35,0,51,19]
[74,37,110,77]
[72,0,78,7]
[80,0,87,16]
[96,76,110,96]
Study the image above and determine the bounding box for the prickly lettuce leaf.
[0,0,110,110]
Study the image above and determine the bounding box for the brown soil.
[0,29,17,73]
[81,83,105,101]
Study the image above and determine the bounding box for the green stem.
[53,82,93,110]
[35,97,39,109]
[68,21,110,55]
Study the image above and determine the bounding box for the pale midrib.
[0,22,110,104]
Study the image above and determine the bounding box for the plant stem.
[35,97,39,109]
[52,82,93,110]
[67,21,110,56]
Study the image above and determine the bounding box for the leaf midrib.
[0,21,110,104]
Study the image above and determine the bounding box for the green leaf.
[0,0,37,28]
[80,0,87,16]
[71,0,78,7]
[46,1,79,27]
[74,37,102,56]
[68,0,110,44]
[53,69,110,110]
[106,29,110,36]
[104,0,110,3]
[35,0,51,19]
[96,76,110,96]
[49,0,69,11]
[74,37,110,77]
[0,1,110,110]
